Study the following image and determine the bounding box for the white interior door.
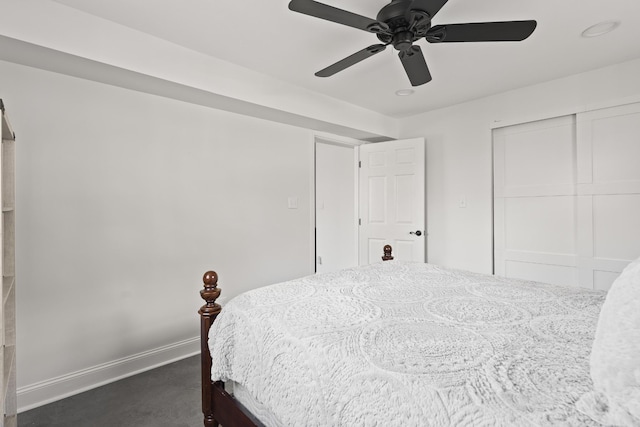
[315,141,357,273]
[359,138,426,264]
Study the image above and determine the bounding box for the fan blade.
[426,21,537,43]
[316,44,387,77]
[398,45,432,86]
[410,0,449,19]
[289,0,387,33]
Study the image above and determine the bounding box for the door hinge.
[358,161,362,168]
[359,218,362,226]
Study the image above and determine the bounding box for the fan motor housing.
[376,0,431,50]
[376,0,414,25]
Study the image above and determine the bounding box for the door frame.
[310,133,363,273]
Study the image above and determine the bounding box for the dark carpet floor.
[18,355,202,427]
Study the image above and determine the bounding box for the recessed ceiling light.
[581,21,620,38]
[395,89,415,96]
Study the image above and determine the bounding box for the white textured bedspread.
[209,261,607,426]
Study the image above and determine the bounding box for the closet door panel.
[577,102,640,290]
[503,122,575,189]
[593,194,640,260]
[593,270,622,291]
[497,116,576,198]
[505,260,577,287]
[493,115,576,284]
[504,196,575,255]
[591,110,640,185]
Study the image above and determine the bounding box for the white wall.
[399,58,640,274]
[0,1,399,140]
[6,35,640,411]
[0,60,316,409]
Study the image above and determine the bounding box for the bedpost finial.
[199,270,222,316]
[382,245,394,261]
[203,270,218,286]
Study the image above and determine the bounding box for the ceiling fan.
[288,0,537,86]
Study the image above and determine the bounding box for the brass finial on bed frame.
[382,245,394,261]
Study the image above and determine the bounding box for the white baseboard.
[17,336,200,413]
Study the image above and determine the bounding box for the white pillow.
[581,257,640,426]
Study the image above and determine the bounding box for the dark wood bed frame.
[198,245,394,427]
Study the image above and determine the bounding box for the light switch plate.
[288,196,298,209]
[458,195,467,208]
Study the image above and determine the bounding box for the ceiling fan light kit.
[289,0,537,86]
[395,89,415,96]
[581,21,620,38]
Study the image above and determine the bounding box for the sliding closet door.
[493,116,578,286]
[494,102,640,290]
[576,102,640,290]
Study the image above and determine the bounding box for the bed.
[198,246,640,426]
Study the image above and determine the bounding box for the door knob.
[410,230,422,236]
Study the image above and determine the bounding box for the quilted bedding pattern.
[209,261,607,426]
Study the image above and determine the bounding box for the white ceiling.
[52,0,640,118]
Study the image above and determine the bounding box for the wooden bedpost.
[199,271,222,427]
[382,245,394,261]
